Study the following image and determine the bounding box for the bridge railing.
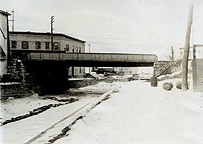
[27,52,158,63]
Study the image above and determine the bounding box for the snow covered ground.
[1,79,203,144]
[55,79,203,144]
[0,82,120,144]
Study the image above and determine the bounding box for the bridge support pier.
[23,61,69,95]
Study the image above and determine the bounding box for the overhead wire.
[67,33,138,42]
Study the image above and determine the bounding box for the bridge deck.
[12,51,158,67]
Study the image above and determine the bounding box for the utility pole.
[182,4,194,91]
[11,9,15,31]
[88,44,91,73]
[171,46,174,61]
[88,44,91,53]
[8,9,15,31]
[51,16,54,52]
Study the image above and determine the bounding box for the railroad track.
[24,87,118,144]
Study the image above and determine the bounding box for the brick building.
[9,31,86,77]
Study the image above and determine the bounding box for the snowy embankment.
[54,80,203,144]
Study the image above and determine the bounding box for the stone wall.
[0,83,33,101]
[68,79,99,88]
[0,59,33,100]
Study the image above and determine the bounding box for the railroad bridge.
[9,50,158,95]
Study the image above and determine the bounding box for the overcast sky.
[2,0,203,60]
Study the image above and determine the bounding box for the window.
[35,41,41,49]
[53,42,59,50]
[45,42,49,49]
[65,44,69,51]
[79,47,81,53]
[180,52,183,58]
[22,41,29,49]
[11,41,17,48]
[72,45,74,53]
[76,46,78,53]
[79,67,82,73]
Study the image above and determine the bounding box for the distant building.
[178,47,193,60]
[92,67,114,74]
[114,67,138,76]
[178,46,203,71]
[0,10,10,76]
[178,46,203,60]
[9,31,86,77]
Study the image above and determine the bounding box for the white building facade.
[0,10,10,76]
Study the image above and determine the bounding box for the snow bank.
[55,80,203,144]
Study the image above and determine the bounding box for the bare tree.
[165,46,175,61]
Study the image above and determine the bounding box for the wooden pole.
[182,4,194,91]
[51,16,54,52]
[192,45,196,90]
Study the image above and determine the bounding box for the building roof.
[0,10,11,16]
[9,31,86,43]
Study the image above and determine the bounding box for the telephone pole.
[11,9,15,31]
[88,44,91,53]
[8,9,15,31]
[51,16,54,52]
[182,4,194,91]
[88,44,91,73]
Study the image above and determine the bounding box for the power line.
[89,41,139,46]
[67,33,138,41]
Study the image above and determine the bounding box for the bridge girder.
[14,52,158,67]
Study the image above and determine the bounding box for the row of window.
[64,44,82,53]
[11,41,58,50]
[11,41,82,52]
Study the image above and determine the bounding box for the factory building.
[9,31,86,78]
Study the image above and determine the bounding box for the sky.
[2,0,203,60]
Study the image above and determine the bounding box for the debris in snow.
[1,98,79,126]
[41,97,77,102]
[8,97,15,100]
[162,82,173,91]
[176,81,182,89]
[48,116,84,143]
